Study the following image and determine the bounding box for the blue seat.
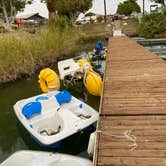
[22,102,42,119]
[55,90,72,105]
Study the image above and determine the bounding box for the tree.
[41,0,56,21]
[56,0,92,20]
[42,0,92,22]
[0,0,32,30]
[117,0,141,15]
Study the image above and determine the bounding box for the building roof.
[85,12,97,17]
[16,12,46,19]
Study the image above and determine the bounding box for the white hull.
[0,150,92,166]
[14,91,98,146]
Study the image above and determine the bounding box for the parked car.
[122,16,129,20]
[112,14,122,21]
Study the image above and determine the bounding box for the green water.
[0,68,100,162]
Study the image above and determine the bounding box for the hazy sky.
[17,0,165,18]
[90,0,163,15]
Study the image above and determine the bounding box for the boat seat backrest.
[22,102,42,119]
[55,90,72,105]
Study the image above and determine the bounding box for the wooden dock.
[94,36,166,165]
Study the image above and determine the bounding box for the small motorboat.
[0,150,92,166]
[14,90,98,148]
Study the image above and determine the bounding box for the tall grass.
[0,16,110,84]
[0,18,78,83]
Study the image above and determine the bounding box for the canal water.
[133,37,166,59]
[0,58,100,162]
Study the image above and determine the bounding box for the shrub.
[0,22,4,29]
[97,16,103,22]
[162,7,166,15]
[138,13,166,38]
[11,24,18,30]
[49,15,72,31]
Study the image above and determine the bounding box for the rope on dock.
[97,130,138,151]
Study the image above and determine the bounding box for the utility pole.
[143,0,145,15]
[104,0,107,22]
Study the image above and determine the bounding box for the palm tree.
[42,0,56,21]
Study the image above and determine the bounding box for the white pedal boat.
[0,150,92,166]
[14,90,98,147]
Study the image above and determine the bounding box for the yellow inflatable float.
[77,58,102,96]
[38,68,60,93]
[84,71,102,96]
[39,59,102,96]
[77,58,92,70]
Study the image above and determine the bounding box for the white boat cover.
[0,150,92,166]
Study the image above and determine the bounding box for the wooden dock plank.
[98,157,166,166]
[94,36,166,165]
[107,37,159,61]
[97,116,166,165]
[101,37,166,115]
